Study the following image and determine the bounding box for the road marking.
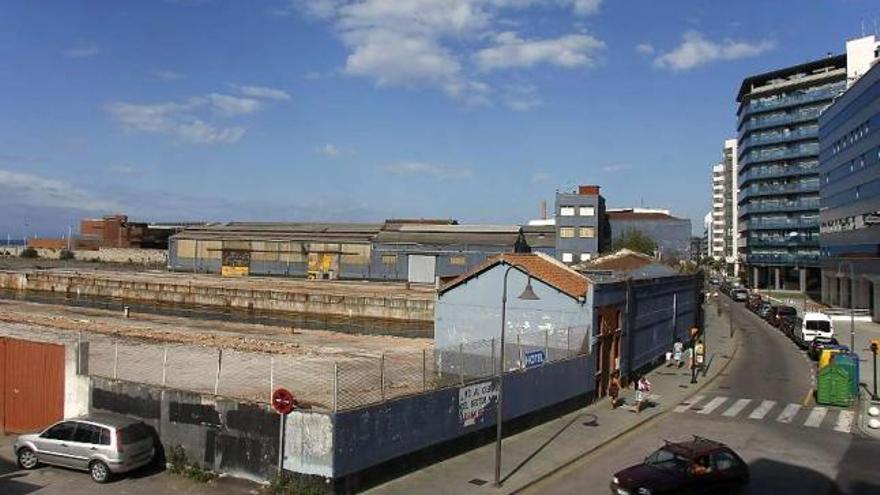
[697,396,728,415]
[803,407,827,428]
[776,403,801,423]
[801,387,813,406]
[674,395,705,413]
[834,410,855,433]
[722,398,752,417]
[749,400,776,419]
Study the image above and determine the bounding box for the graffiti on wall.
[458,380,498,427]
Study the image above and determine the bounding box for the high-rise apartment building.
[709,139,739,276]
[711,163,726,261]
[736,36,879,292]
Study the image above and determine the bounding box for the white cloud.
[0,169,118,211]
[383,161,473,180]
[152,69,185,81]
[298,0,606,106]
[474,31,605,71]
[63,43,99,58]
[317,144,341,157]
[105,100,246,144]
[653,31,775,71]
[503,82,542,111]
[635,43,654,55]
[204,93,262,115]
[236,85,292,100]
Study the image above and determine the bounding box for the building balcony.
[738,127,818,154]
[739,163,819,184]
[738,85,842,120]
[738,181,820,200]
[740,143,819,166]
[744,253,821,266]
[739,199,821,216]
[746,237,820,248]
[740,217,818,231]
[739,107,823,134]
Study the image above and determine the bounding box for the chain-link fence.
[80,325,589,413]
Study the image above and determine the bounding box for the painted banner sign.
[524,350,545,368]
[459,380,498,427]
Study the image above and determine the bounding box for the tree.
[612,229,658,256]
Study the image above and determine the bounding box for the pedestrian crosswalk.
[673,395,854,434]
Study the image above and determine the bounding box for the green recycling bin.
[816,361,855,407]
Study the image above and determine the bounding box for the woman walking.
[608,370,622,409]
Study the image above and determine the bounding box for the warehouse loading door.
[407,255,436,284]
[0,338,65,433]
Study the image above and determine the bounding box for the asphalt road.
[523,296,880,495]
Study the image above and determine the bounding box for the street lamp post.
[494,265,540,487]
[837,261,856,351]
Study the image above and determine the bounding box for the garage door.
[407,255,436,284]
[0,338,65,433]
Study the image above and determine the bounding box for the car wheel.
[89,460,111,483]
[17,447,39,470]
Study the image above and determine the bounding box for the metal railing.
[740,107,823,133]
[739,163,819,183]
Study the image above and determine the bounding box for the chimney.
[578,185,600,195]
[540,200,547,220]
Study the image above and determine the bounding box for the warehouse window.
[578,227,595,238]
[560,206,575,216]
[559,227,575,238]
[579,206,595,216]
[562,252,573,262]
[449,255,467,266]
[580,253,592,262]
[381,254,397,267]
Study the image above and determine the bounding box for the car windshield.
[806,320,831,332]
[645,448,690,474]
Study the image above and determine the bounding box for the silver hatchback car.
[13,413,156,483]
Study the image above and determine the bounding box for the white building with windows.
[709,139,739,275]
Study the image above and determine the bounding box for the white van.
[798,312,834,344]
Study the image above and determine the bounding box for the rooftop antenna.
[862,20,866,37]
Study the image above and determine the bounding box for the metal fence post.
[269,356,275,401]
[544,329,549,364]
[161,345,168,387]
[459,343,464,386]
[517,333,522,369]
[491,337,496,376]
[214,349,223,396]
[113,339,118,380]
[422,349,427,391]
[380,353,386,402]
[333,362,339,412]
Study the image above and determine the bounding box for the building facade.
[554,185,606,265]
[606,208,692,260]
[818,47,880,321]
[711,163,726,261]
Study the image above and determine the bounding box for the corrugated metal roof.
[440,252,589,300]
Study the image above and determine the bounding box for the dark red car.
[770,305,797,328]
[610,437,749,495]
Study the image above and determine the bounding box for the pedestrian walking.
[608,370,621,409]
[632,375,652,413]
[695,339,706,370]
[673,339,684,368]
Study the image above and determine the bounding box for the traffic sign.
[272,388,296,415]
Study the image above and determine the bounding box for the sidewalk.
[365,306,740,495]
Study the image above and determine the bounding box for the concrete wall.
[0,270,433,322]
[331,355,591,480]
[90,377,280,482]
[11,247,166,264]
[64,344,90,419]
[284,410,334,478]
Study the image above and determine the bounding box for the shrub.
[19,247,38,259]
[167,445,216,483]
[266,471,329,495]
[59,249,75,260]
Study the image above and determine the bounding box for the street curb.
[507,320,743,495]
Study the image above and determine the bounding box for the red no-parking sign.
[272,388,296,415]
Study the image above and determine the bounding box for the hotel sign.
[821,210,880,234]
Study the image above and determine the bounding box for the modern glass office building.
[818,52,880,322]
[736,56,849,291]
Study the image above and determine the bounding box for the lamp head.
[518,278,540,301]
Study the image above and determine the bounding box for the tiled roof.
[440,252,589,300]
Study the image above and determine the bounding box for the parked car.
[770,306,797,328]
[779,314,799,339]
[731,288,749,302]
[796,312,835,346]
[746,294,763,313]
[807,337,844,361]
[757,302,774,319]
[14,414,156,483]
[611,436,749,495]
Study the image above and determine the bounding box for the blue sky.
[0,0,877,238]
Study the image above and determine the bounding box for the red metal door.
[0,338,5,431]
[2,339,65,433]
